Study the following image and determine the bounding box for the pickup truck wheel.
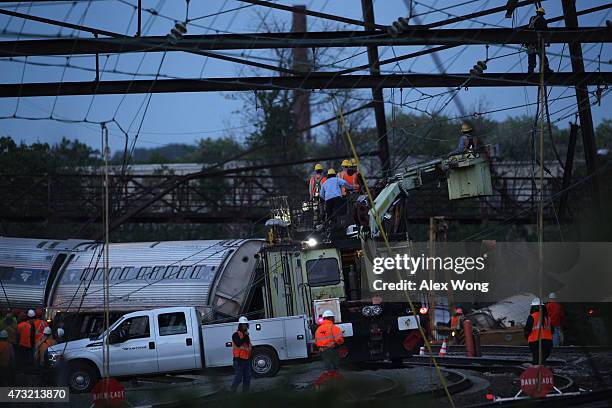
[251,347,279,378]
[68,361,99,393]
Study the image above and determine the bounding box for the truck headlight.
[362,305,383,317]
[47,351,63,366]
[362,306,372,316]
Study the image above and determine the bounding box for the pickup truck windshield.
[91,323,116,341]
[305,258,340,286]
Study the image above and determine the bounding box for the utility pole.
[292,6,312,142]
[559,122,578,219]
[561,0,600,208]
[361,0,391,177]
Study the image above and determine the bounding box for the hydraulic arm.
[368,150,492,236]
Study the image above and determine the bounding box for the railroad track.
[431,344,612,356]
[468,388,612,407]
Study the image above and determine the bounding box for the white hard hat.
[57,328,65,337]
[43,327,52,335]
[548,292,556,300]
[322,310,334,318]
[0,330,7,339]
[27,309,35,318]
[531,298,542,306]
[238,316,249,324]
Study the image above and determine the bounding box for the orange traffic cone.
[439,339,447,357]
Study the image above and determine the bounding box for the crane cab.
[261,244,346,325]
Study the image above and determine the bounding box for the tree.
[195,137,244,165]
[0,136,99,174]
[596,119,612,151]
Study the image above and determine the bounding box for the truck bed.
[201,315,311,368]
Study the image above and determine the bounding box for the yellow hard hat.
[350,158,358,167]
[461,122,473,133]
[327,168,336,176]
[314,163,323,171]
[341,159,351,167]
[536,7,545,14]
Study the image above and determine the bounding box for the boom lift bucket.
[446,153,493,200]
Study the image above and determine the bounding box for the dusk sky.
[0,0,610,153]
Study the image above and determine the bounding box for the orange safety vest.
[33,319,48,346]
[546,301,564,327]
[17,321,33,348]
[528,312,553,343]
[309,174,327,198]
[451,315,462,330]
[315,320,344,351]
[0,341,13,368]
[232,331,252,360]
[37,337,56,365]
[339,171,360,195]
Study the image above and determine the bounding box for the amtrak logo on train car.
[20,270,32,282]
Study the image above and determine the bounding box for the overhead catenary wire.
[1,1,608,191]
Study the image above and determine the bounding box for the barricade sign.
[92,378,125,408]
[520,365,554,398]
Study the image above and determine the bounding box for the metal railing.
[0,171,587,228]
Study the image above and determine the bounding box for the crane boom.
[369,149,492,236]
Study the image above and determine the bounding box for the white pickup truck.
[47,307,311,393]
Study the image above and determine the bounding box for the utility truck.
[263,148,492,362]
[47,307,312,393]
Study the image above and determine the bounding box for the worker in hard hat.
[56,328,65,344]
[526,7,552,74]
[339,159,360,196]
[338,159,353,196]
[453,122,478,154]
[451,307,464,330]
[36,327,56,367]
[309,164,327,226]
[33,308,48,357]
[320,168,354,227]
[349,158,366,193]
[230,316,252,393]
[16,310,35,368]
[315,310,344,371]
[309,163,327,199]
[546,293,565,347]
[1,310,17,345]
[0,330,15,386]
[524,298,553,365]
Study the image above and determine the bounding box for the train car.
[0,237,90,310]
[47,239,264,339]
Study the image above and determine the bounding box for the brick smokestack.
[291,6,311,142]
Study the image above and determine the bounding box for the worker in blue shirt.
[320,168,353,225]
[452,122,478,155]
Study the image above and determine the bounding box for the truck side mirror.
[108,330,123,344]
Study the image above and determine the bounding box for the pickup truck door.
[155,308,198,372]
[108,313,159,377]
[282,316,309,359]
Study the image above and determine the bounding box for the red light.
[485,394,494,400]
[587,308,595,316]
[419,307,428,315]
